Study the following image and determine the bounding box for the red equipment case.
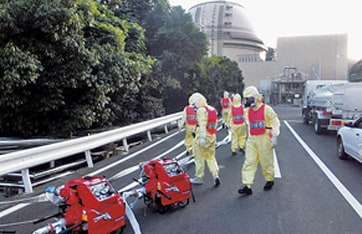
[140,157,192,213]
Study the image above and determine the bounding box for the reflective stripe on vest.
[221,98,230,109]
[185,106,197,125]
[231,106,245,124]
[204,106,218,135]
[249,104,266,135]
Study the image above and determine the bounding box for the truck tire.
[313,117,324,135]
[302,111,309,124]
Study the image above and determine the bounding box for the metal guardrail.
[0,112,182,193]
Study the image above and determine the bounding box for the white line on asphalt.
[274,148,281,178]
[284,120,362,219]
[0,203,29,219]
[88,130,181,176]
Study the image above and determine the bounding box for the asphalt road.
[1,105,362,234]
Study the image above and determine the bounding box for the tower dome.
[189,1,266,61]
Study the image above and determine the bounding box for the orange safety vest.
[221,98,230,109]
[185,106,197,125]
[204,106,218,135]
[231,106,245,124]
[249,104,266,135]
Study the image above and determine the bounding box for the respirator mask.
[244,97,256,108]
[192,103,198,112]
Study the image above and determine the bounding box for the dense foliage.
[192,56,244,110]
[0,0,244,137]
[0,0,153,136]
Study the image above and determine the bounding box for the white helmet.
[190,92,207,108]
[243,86,260,107]
[233,93,241,105]
[223,91,229,98]
[243,86,259,98]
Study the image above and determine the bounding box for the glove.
[178,120,183,131]
[270,135,277,148]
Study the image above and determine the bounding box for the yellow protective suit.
[220,91,231,127]
[179,96,197,154]
[190,93,220,183]
[230,94,247,154]
[241,86,280,188]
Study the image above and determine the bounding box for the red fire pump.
[126,157,193,213]
[32,176,126,234]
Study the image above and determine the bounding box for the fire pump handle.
[157,189,172,200]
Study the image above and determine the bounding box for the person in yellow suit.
[189,92,221,187]
[238,86,280,195]
[230,93,247,156]
[220,91,231,128]
[179,96,197,155]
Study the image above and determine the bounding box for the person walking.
[179,96,197,155]
[189,92,221,187]
[230,93,247,156]
[238,86,280,195]
[220,91,231,128]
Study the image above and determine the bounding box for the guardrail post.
[164,124,169,134]
[147,130,152,141]
[85,150,94,168]
[122,138,129,152]
[21,168,33,193]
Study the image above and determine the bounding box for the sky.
[168,0,362,61]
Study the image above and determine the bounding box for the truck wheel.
[302,111,309,124]
[313,118,324,134]
[337,137,349,160]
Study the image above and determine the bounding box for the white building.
[189,1,350,91]
[189,1,267,62]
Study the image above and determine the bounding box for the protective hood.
[233,93,242,106]
[190,92,207,108]
[223,91,229,98]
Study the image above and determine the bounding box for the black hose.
[32,212,61,224]
[59,222,84,234]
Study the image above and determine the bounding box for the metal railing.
[0,112,182,193]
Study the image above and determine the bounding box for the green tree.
[0,0,153,137]
[114,0,172,119]
[115,2,209,114]
[193,56,244,110]
[149,6,208,113]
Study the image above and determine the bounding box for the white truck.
[302,80,362,134]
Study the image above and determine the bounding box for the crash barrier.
[0,112,182,194]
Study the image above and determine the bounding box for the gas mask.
[192,103,198,112]
[244,97,255,108]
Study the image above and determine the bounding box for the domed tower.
[189,1,267,62]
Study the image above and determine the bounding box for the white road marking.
[0,203,29,219]
[285,120,362,219]
[274,148,281,178]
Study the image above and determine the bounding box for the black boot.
[263,181,274,191]
[238,186,252,195]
